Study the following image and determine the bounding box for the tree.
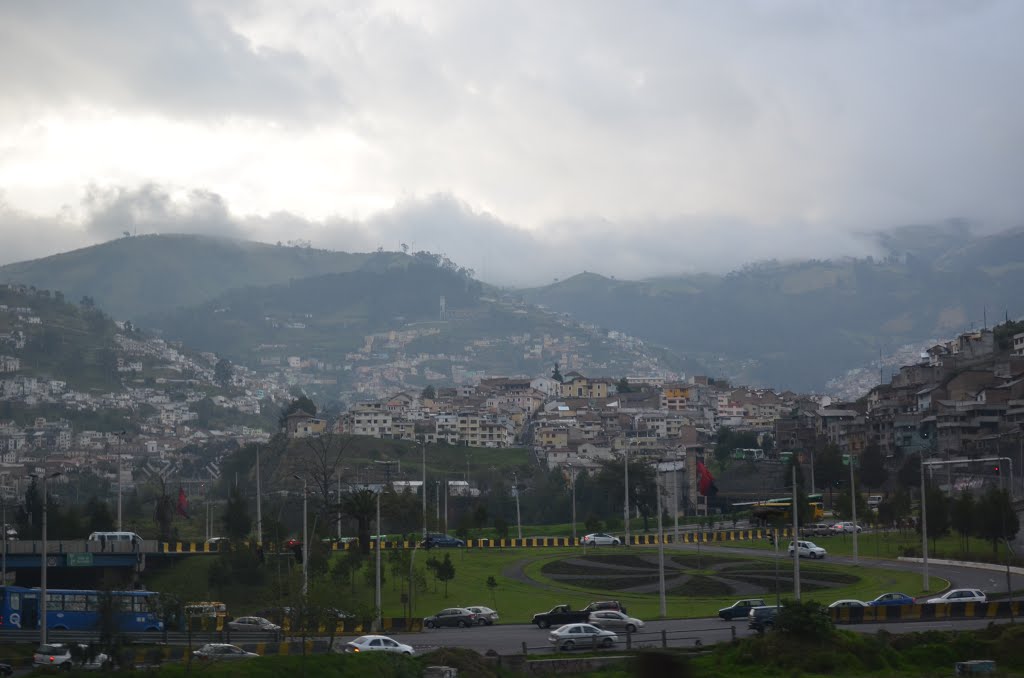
[551,362,563,383]
[341,490,377,555]
[975,487,1019,555]
[151,479,177,542]
[214,358,233,388]
[84,496,115,534]
[616,378,632,393]
[486,575,498,607]
[301,433,357,535]
[493,517,509,541]
[897,454,921,489]
[278,396,318,430]
[923,483,951,552]
[950,490,976,553]
[813,444,845,493]
[421,385,436,400]
[436,553,456,598]
[858,444,888,488]
[221,484,251,541]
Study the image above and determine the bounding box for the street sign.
[66,553,93,567]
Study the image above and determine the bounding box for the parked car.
[227,616,281,633]
[828,599,868,609]
[192,643,260,661]
[788,540,827,559]
[344,635,415,655]
[33,644,109,671]
[422,533,466,548]
[548,623,618,651]
[424,607,478,628]
[831,522,863,534]
[583,600,628,614]
[532,604,591,629]
[926,589,987,604]
[464,606,499,625]
[868,592,915,606]
[718,598,767,621]
[589,610,644,633]
[748,605,780,632]
[581,532,622,546]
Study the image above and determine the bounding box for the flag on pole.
[696,460,718,497]
[177,486,190,518]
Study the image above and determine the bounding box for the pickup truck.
[531,605,591,629]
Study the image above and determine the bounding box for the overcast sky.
[1,1,1022,286]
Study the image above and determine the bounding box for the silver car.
[227,616,281,633]
[192,643,259,662]
[464,606,499,625]
[588,610,644,633]
[548,623,618,651]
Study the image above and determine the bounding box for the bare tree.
[300,434,357,535]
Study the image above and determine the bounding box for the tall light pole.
[115,430,125,531]
[568,464,577,544]
[512,472,522,540]
[672,454,680,544]
[655,464,667,618]
[292,475,308,597]
[255,445,262,543]
[920,456,929,592]
[39,471,62,646]
[421,440,428,540]
[2,499,7,584]
[623,448,630,544]
[850,453,859,565]
[791,463,800,601]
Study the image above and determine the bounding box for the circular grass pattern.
[535,553,862,597]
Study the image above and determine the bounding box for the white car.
[464,606,499,625]
[830,522,863,534]
[926,589,987,604]
[788,540,827,559]
[548,623,618,651]
[344,635,415,655]
[581,533,621,546]
[192,643,259,661]
[33,644,109,671]
[828,599,868,609]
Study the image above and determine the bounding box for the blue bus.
[0,586,164,632]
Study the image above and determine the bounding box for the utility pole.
[421,439,428,540]
[623,448,630,545]
[921,456,929,592]
[655,464,667,617]
[792,463,800,601]
[569,464,577,544]
[673,455,679,544]
[292,475,308,597]
[255,445,262,543]
[850,453,859,565]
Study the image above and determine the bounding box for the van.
[867,495,883,509]
[87,531,143,547]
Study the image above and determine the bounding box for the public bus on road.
[0,586,164,632]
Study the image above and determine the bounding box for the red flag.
[177,487,190,518]
[696,460,718,497]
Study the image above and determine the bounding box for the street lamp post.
[255,445,262,543]
[655,465,667,618]
[115,430,125,531]
[39,471,62,646]
[512,472,522,540]
[421,440,427,540]
[791,463,801,601]
[850,454,859,565]
[623,448,630,545]
[920,456,929,592]
[568,464,576,544]
[376,485,382,630]
[292,475,308,597]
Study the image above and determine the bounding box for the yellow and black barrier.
[161,528,793,554]
[831,601,1024,624]
[281,617,423,634]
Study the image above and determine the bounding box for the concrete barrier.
[831,601,1024,624]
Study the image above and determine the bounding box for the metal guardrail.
[521,625,734,655]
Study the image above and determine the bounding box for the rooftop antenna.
[984,306,988,330]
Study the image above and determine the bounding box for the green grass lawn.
[144,544,945,625]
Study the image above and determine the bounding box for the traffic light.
[994,465,1001,476]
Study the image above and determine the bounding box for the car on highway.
[747,605,780,633]
[192,643,260,661]
[828,599,869,609]
[868,592,915,606]
[788,540,827,559]
[718,598,767,620]
[581,532,622,546]
[422,533,466,548]
[926,589,987,604]
[588,610,644,633]
[33,644,109,671]
[227,616,281,633]
[583,600,628,614]
[532,604,591,628]
[424,607,478,628]
[344,635,415,655]
[830,522,863,534]
[802,523,833,537]
[464,605,499,625]
[548,623,618,651]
